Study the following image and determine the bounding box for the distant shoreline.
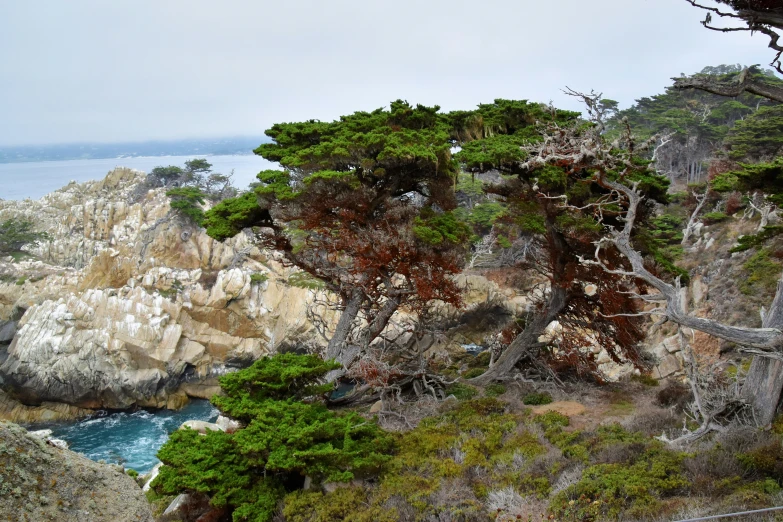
[0,137,269,165]
[0,151,257,165]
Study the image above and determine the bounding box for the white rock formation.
[0,169,336,414]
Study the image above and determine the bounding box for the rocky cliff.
[0,169,333,418]
[0,420,153,521]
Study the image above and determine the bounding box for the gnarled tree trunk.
[742,279,783,424]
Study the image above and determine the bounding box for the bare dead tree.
[468,228,499,269]
[682,190,709,245]
[658,326,753,444]
[745,192,780,230]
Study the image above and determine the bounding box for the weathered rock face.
[0,169,335,416]
[0,420,153,521]
[0,389,92,424]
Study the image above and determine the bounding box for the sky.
[0,0,774,146]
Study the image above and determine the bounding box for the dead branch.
[682,190,708,245]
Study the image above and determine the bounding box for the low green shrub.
[250,272,269,285]
[445,383,479,401]
[461,368,485,379]
[523,392,553,405]
[485,383,507,397]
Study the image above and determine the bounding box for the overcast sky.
[0,0,773,146]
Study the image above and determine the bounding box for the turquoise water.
[37,400,219,474]
[0,154,279,200]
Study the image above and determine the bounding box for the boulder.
[180,420,224,434]
[0,420,153,522]
[215,415,240,433]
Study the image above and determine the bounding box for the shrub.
[0,218,50,255]
[741,248,782,296]
[153,354,394,522]
[702,211,729,224]
[126,468,139,479]
[485,384,507,397]
[445,383,479,401]
[461,368,485,379]
[249,272,268,285]
[523,392,553,405]
[549,443,687,520]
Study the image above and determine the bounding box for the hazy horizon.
[0,0,774,146]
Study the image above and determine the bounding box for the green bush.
[126,468,139,479]
[445,383,479,401]
[741,248,782,296]
[485,383,507,397]
[702,211,729,224]
[153,353,394,522]
[523,392,553,405]
[250,272,269,285]
[461,368,485,379]
[0,218,50,255]
[549,443,687,520]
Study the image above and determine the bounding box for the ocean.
[0,154,278,200]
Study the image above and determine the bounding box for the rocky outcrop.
[0,169,335,415]
[0,389,92,424]
[0,420,153,521]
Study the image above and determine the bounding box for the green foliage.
[288,271,326,290]
[740,248,782,296]
[551,444,687,520]
[461,368,485,379]
[413,209,472,245]
[712,158,783,205]
[731,225,783,253]
[213,353,340,418]
[455,173,485,197]
[445,382,479,401]
[126,468,139,479]
[523,392,553,405]
[702,211,729,224]
[203,192,269,241]
[148,165,185,186]
[631,373,660,387]
[166,187,206,226]
[726,105,783,160]
[154,354,393,522]
[468,202,506,228]
[249,273,269,285]
[484,384,507,397]
[0,218,50,255]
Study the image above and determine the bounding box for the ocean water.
[0,154,279,201]
[36,400,219,474]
